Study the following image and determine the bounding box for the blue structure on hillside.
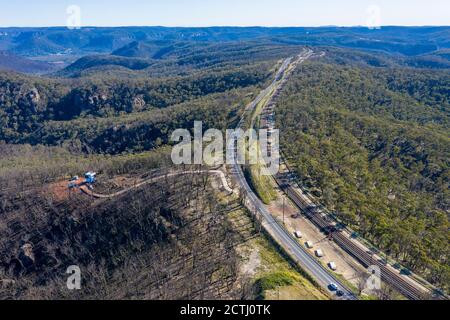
[85,172,97,184]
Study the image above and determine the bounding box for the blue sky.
[0,0,449,27]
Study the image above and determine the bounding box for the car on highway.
[336,290,345,297]
[328,283,338,291]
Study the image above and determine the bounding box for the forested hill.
[55,42,302,78]
[0,27,449,76]
[276,57,449,290]
[0,58,273,153]
[0,51,57,74]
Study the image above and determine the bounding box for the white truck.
[328,262,337,271]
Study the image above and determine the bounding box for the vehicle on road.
[229,50,356,300]
[328,283,338,291]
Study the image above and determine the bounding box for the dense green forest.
[56,42,301,78]
[276,60,449,290]
[0,61,272,151]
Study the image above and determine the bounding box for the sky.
[0,0,449,27]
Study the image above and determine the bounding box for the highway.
[274,161,440,300]
[229,49,357,300]
[80,50,356,299]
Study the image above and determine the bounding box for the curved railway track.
[256,50,442,301]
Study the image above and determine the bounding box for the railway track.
[256,50,442,300]
[275,174,430,300]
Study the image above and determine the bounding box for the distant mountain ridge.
[1,26,449,58]
[56,54,154,77]
[2,27,450,77]
[112,40,181,59]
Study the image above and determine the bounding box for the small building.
[305,241,314,249]
[85,172,97,184]
[315,249,324,258]
[294,231,303,239]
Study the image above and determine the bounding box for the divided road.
[229,50,357,300]
[80,49,438,300]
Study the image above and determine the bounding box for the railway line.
[260,51,440,300]
[276,175,430,300]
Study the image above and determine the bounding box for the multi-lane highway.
[229,50,357,299]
